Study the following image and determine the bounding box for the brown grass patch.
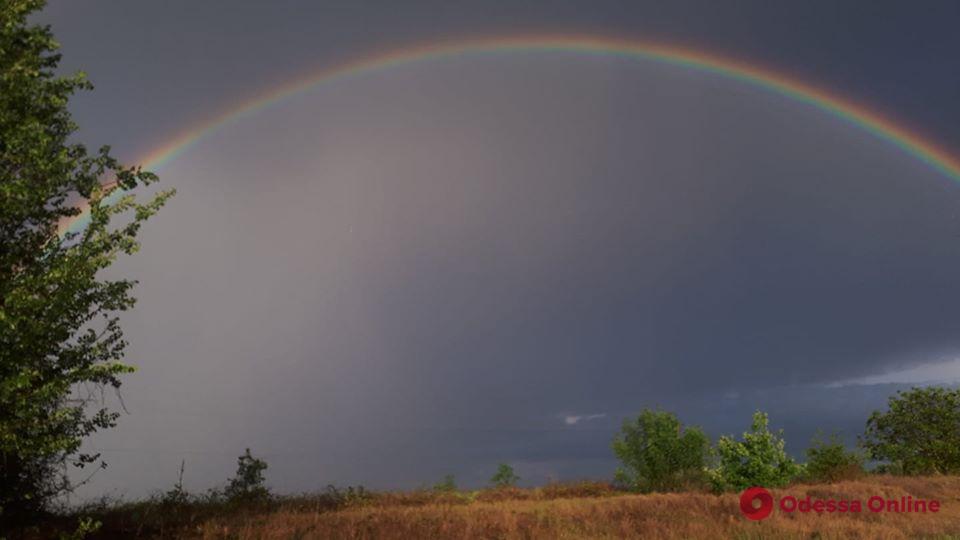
[34,476,960,539]
[187,476,960,539]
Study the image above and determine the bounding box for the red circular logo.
[740,487,774,521]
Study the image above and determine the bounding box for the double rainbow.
[59,35,960,236]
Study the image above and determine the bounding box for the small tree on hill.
[490,463,519,488]
[862,386,960,475]
[612,409,711,492]
[224,448,270,503]
[710,411,800,492]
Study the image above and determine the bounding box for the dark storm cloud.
[74,55,960,496]
[30,2,960,496]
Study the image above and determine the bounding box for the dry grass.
[187,476,960,540]
[32,477,960,538]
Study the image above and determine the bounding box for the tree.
[710,411,800,492]
[224,448,270,503]
[490,463,519,488]
[803,432,864,483]
[0,0,173,527]
[612,409,710,493]
[862,386,960,475]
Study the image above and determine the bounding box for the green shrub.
[57,516,102,540]
[433,474,457,492]
[803,433,864,483]
[160,460,190,507]
[224,448,270,504]
[490,463,520,488]
[709,411,800,492]
[612,409,711,493]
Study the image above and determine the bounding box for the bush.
[224,448,270,504]
[161,461,190,507]
[803,433,864,483]
[490,463,520,488]
[862,386,960,475]
[433,474,457,492]
[710,411,800,492]
[612,409,711,492]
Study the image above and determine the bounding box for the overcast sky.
[35,1,960,499]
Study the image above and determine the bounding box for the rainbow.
[60,34,960,236]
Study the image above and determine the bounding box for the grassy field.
[43,476,960,539]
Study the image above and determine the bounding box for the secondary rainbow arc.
[60,34,960,236]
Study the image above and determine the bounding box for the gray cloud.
[70,54,960,498]
[563,414,607,426]
[31,1,960,499]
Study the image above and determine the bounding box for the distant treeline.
[611,385,960,494]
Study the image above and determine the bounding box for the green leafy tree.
[0,0,172,527]
[490,463,519,488]
[224,448,270,503]
[612,409,711,492]
[803,432,864,483]
[710,411,800,492]
[862,386,960,475]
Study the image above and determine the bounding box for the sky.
[33,1,960,499]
